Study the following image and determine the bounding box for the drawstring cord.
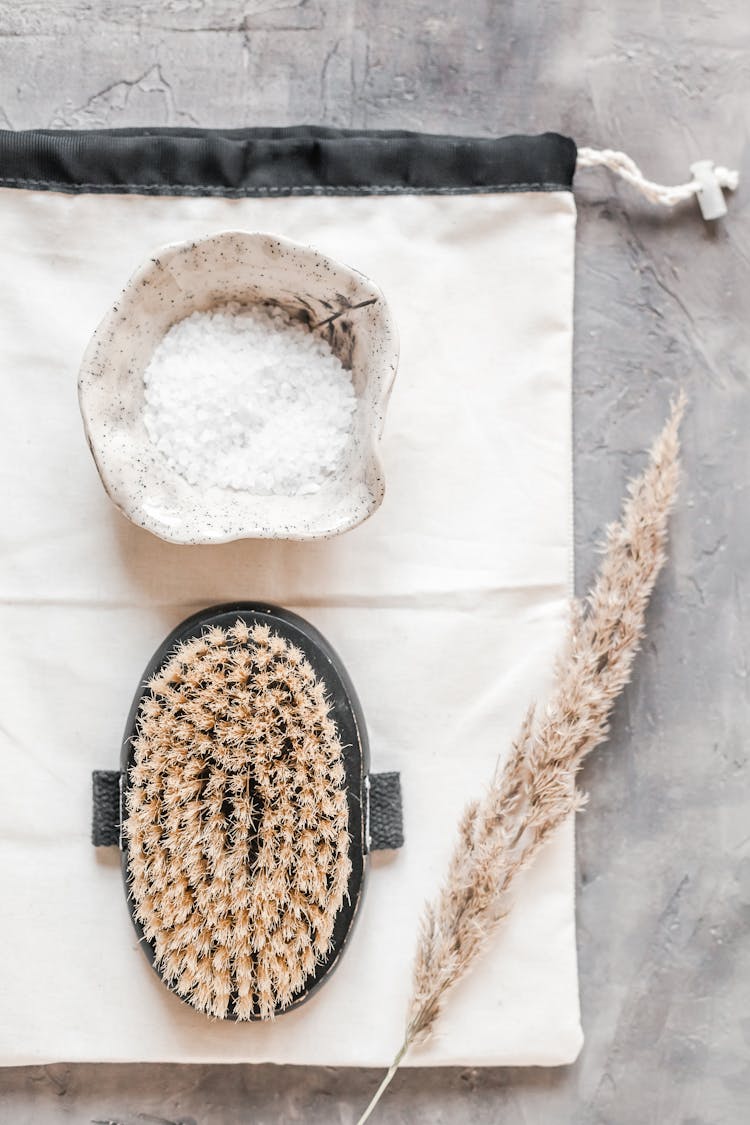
[576,146,739,219]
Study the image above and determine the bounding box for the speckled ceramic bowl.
[78,231,399,543]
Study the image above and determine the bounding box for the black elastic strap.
[91,770,121,847]
[92,766,405,851]
[368,771,404,851]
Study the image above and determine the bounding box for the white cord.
[577,146,739,217]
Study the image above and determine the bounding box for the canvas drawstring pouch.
[0,127,734,1067]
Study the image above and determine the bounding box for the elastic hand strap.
[92,768,405,852]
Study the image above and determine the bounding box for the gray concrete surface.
[0,1,748,1121]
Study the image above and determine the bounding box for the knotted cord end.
[577,145,739,220]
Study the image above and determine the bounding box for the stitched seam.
[0,176,570,195]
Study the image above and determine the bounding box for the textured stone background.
[0,1,748,1122]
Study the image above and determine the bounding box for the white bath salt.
[142,303,357,495]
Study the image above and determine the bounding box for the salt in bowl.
[78,231,399,543]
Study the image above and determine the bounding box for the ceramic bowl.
[78,231,399,543]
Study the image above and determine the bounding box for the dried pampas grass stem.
[357,396,684,1124]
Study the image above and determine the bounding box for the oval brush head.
[121,604,367,1020]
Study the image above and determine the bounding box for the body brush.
[92,603,403,1019]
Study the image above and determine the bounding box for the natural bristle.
[124,619,351,1020]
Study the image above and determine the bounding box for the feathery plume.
[358,396,684,1123]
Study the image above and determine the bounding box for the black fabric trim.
[0,126,576,197]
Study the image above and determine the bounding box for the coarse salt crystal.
[142,302,357,495]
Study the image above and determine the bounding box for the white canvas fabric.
[0,186,581,1066]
